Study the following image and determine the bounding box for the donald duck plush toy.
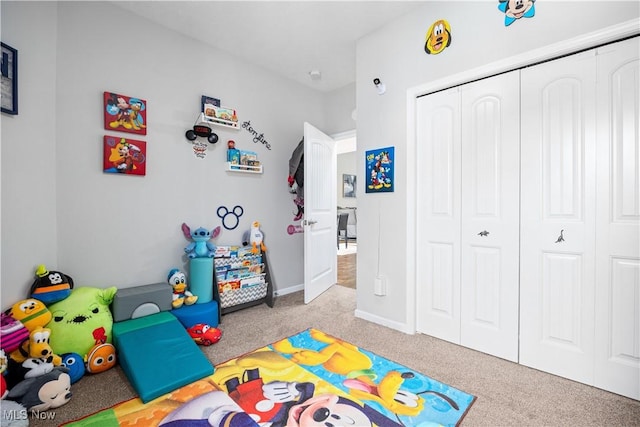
[167,269,198,309]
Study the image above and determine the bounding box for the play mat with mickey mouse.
[64,328,476,427]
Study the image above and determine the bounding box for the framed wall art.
[343,174,356,198]
[103,92,147,135]
[1,42,18,115]
[103,135,147,176]
[365,146,394,193]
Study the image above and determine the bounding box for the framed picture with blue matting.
[365,146,394,193]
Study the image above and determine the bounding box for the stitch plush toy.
[181,223,221,258]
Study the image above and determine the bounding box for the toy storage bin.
[214,251,273,313]
[218,277,267,308]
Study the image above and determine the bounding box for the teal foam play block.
[113,311,213,403]
[189,257,214,304]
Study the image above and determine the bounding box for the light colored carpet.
[28,285,640,426]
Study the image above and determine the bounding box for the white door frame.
[405,19,639,334]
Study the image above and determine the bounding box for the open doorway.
[334,131,356,289]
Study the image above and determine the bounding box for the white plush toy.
[242,221,267,255]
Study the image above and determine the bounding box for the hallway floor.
[337,242,356,289]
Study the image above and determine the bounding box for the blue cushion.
[113,312,213,403]
[171,300,219,329]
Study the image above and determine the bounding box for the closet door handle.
[555,229,565,243]
[304,219,318,226]
[478,230,490,237]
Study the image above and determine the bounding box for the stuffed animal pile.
[1,265,118,414]
[2,218,241,418]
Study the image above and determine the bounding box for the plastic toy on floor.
[242,221,267,254]
[167,269,198,308]
[181,223,222,258]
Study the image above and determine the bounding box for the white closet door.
[520,50,598,384]
[460,71,520,362]
[594,37,640,400]
[416,87,461,343]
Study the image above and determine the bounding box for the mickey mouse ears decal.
[424,19,452,55]
[498,0,536,26]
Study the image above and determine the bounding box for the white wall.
[354,1,640,331]
[324,82,356,135]
[1,2,59,307]
[1,1,328,307]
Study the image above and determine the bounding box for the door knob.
[478,230,489,237]
[305,219,318,226]
[555,229,565,243]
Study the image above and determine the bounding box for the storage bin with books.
[213,246,274,314]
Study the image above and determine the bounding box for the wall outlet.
[374,276,386,296]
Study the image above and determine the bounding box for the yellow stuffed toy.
[6,326,62,389]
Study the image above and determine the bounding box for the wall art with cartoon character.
[365,146,394,193]
[103,135,147,176]
[498,0,536,26]
[424,19,452,55]
[103,91,147,135]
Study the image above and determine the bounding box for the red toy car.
[187,323,222,346]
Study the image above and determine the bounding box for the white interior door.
[303,122,337,303]
[415,87,462,342]
[519,49,598,384]
[594,37,640,400]
[460,71,520,362]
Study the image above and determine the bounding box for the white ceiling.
[111,1,426,92]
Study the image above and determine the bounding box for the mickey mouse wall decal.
[217,205,244,230]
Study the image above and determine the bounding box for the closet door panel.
[416,87,461,343]
[520,50,597,384]
[460,71,520,362]
[594,37,640,400]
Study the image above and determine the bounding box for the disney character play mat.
[64,328,476,426]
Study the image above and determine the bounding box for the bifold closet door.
[416,71,520,362]
[520,49,598,385]
[415,87,462,343]
[594,37,639,400]
[460,71,520,362]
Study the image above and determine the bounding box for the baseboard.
[354,309,415,334]
[274,284,303,296]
